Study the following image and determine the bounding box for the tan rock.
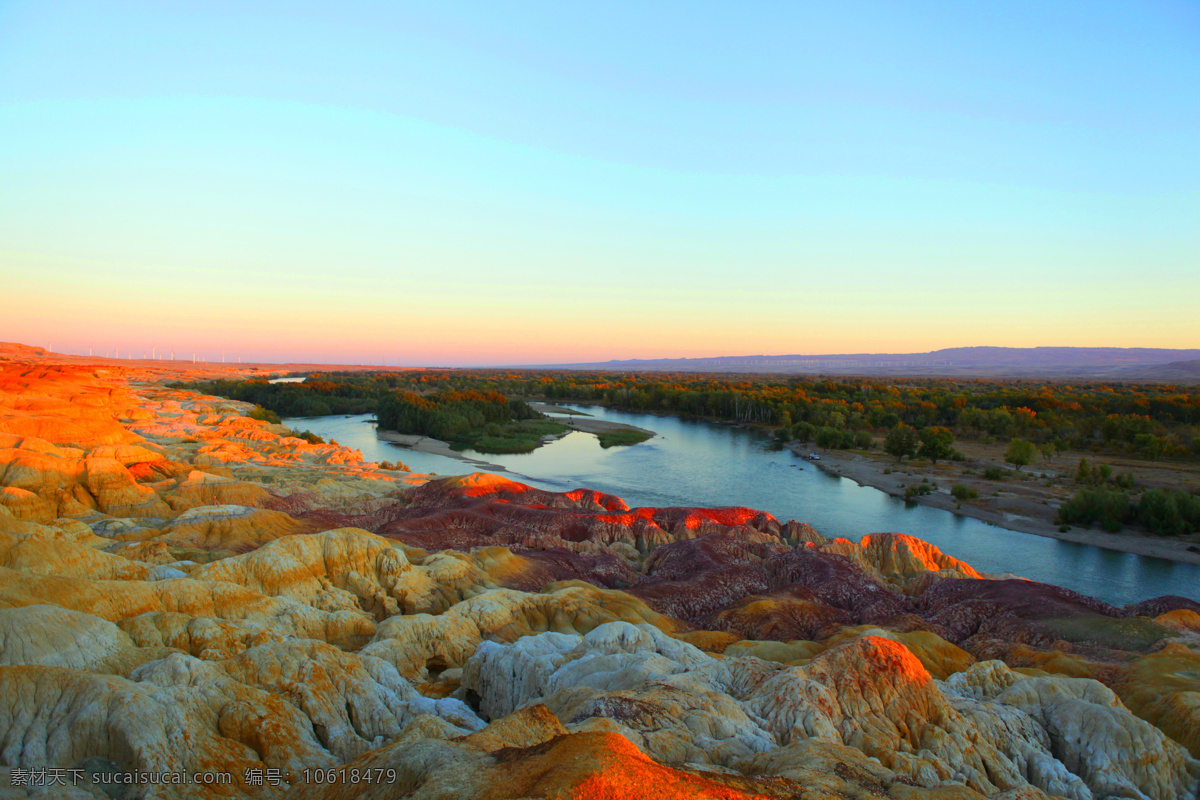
[0,567,376,650]
[0,605,169,674]
[150,504,312,551]
[1112,642,1200,757]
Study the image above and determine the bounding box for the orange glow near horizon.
[9,286,1199,368]
[7,245,1198,366]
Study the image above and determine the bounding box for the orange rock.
[0,414,143,448]
[1155,608,1200,634]
[823,626,976,680]
[673,630,742,654]
[82,456,170,517]
[0,486,54,523]
[291,730,786,800]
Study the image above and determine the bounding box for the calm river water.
[285,406,1200,606]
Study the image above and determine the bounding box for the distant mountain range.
[516,347,1200,381]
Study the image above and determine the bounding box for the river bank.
[375,430,515,472]
[793,444,1200,566]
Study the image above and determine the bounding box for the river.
[285,406,1200,606]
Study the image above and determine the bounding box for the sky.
[1,1,1197,366]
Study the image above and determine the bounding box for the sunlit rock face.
[0,359,1197,799]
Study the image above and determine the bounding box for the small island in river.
[374,391,654,457]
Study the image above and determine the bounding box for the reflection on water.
[286,406,1200,607]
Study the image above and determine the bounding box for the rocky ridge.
[0,360,1197,799]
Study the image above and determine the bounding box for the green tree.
[791,421,815,443]
[884,423,919,462]
[1005,438,1037,471]
[853,430,874,449]
[917,426,955,463]
[815,426,843,449]
[1133,434,1164,461]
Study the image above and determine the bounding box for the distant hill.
[516,346,1200,381]
[0,342,51,357]
[1119,359,1200,382]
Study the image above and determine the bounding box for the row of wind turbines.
[77,344,242,364]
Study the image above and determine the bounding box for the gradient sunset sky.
[2,1,1197,365]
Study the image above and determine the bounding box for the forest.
[176,370,1200,461]
[177,370,1200,533]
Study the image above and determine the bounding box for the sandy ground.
[528,402,592,416]
[375,431,514,473]
[790,443,1200,566]
[532,408,657,439]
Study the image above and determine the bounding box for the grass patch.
[1043,616,1174,652]
[596,428,654,448]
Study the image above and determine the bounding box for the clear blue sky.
[2,1,1197,364]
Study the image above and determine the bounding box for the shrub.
[1056,488,1133,532]
[854,430,874,449]
[249,405,282,425]
[982,467,1008,481]
[597,429,653,448]
[1137,488,1200,536]
[904,482,932,500]
[293,429,325,444]
[951,483,979,501]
